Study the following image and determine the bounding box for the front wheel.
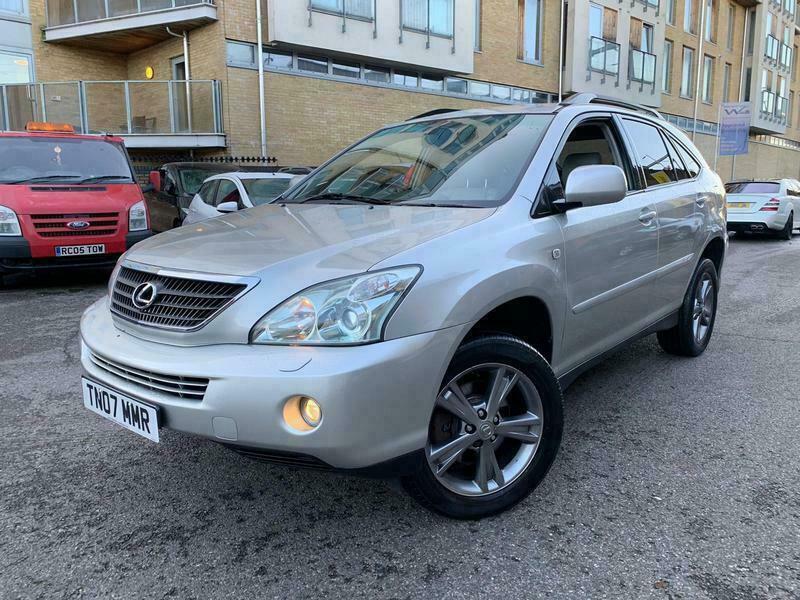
[657,258,719,357]
[402,335,563,519]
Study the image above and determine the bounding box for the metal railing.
[399,0,456,52]
[46,0,214,28]
[0,80,223,136]
[780,43,793,70]
[775,94,789,121]
[765,35,780,62]
[629,47,657,89]
[307,0,377,34]
[588,36,620,84]
[633,0,659,13]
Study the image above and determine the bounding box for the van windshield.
[283,114,553,208]
[0,136,134,184]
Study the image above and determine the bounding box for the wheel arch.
[700,235,726,276]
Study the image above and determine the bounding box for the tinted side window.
[671,138,701,178]
[214,180,241,207]
[197,181,217,204]
[621,118,676,186]
[663,135,690,181]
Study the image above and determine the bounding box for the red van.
[0,123,151,284]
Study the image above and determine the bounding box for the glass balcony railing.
[629,47,657,86]
[46,0,214,28]
[775,95,789,121]
[761,89,776,116]
[765,35,780,62]
[0,80,222,137]
[588,36,620,77]
[780,43,793,69]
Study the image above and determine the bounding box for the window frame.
[196,180,219,207]
[518,0,543,65]
[213,178,243,209]
[663,39,674,94]
[680,46,695,98]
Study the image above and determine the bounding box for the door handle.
[639,209,657,226]
[695,194,709,207]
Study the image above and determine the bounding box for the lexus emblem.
[132,281,160,309]
[67,220,90,230]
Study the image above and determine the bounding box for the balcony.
[779,42,793,70]
[765,35,780,63]
[588,37,620,84]
[775,94,789,122]
[628,47,657,92]
[44,0,217,52]
[0,80,224,148]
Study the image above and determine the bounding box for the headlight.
[250,266,421,345]
[0,205,21,236]
[128,200,148,232]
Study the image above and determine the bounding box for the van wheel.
[401,335,563,519]
[779,213,793,240]
[657,258,718,357]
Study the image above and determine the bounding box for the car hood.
[126,203,495,278]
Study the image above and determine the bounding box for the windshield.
[242,178,294,206]
[179,168,230,195]
[725,181,780,194]
[0,136,134,184]
[283,114,553,207]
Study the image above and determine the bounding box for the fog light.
[299,396,322,427]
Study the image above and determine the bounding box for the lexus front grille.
[89,352,209,400]
[110,264,253,331]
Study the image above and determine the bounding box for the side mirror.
[217,201,239,213]
[558,165,627,211]
[148,170,161,193]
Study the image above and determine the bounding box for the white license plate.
[55,244,106,257]
[82,377,159,442]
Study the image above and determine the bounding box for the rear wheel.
[657,258,718,357]
[402,335,563,519]
[779,213,793,240]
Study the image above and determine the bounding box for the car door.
[550,114,660,372]
[147,168,182,232]
[620,118,702,315]
[183,179,219,226]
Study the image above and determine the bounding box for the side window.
[621,118,676,186]
[662,134,690,180]
[555,120,633,190]
[214,179,241,207]
[196,181,217,204]
[671,137,701,178]
[161,169,178,195]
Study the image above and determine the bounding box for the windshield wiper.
[3,175,83,185]
[75,175,132,184]
[297,193,392,206]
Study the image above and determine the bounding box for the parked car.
[80,96,727,519]
[0,122,151,286]
[725,178,800,239]
[182,172,300,226]
[144,162,242,232]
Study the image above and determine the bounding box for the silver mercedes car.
[79,94,727,519]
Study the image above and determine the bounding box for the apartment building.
[0,0,798,179]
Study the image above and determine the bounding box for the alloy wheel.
[691,273,715,344]
[426,363,544,497]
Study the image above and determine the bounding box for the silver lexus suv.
[80,95,727,519]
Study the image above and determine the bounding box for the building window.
[684,0,695,33]
[402,0,454,37]
[446,77,468,93]
[0,0,26,17]
[364,64,390,83]
[743,66,751,101]
[420,74,444,90]
[310,0,374,19]
[789,91,794,126]
[393,70,419,87]
[704,0,715,42]
[746,8,755,54]
[681,46,694,97]
[702,55,713,103]
[469,80,491,97]
[226,41,255,67]
[663,39,673,93]
[794,45,799,82]
[332,60,360,78]
[518,0,542,64]
[474,0,481,50]
[298,55,329,74]
[589,3,619,75]
[264,50,293,69]
[0,50,32,83]
[722,62,731,102]
[726,4,735,51]
[665,0,675,25]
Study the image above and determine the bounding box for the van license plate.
[56,244,105,257]
[82,377,159,442]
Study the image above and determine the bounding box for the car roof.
[208,172,295,180]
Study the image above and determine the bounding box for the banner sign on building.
[719,102,751,156]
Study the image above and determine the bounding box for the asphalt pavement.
[1,235,799,599]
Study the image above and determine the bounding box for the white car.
[183,172,299,226]
[726,179,800,240]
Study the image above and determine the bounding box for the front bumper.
[0,231,151,273]
[727,211,787,231]
[79,297,467,470]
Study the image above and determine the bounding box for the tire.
[401,335,564,519]
[657,258,719,357]
[779,213,793,240]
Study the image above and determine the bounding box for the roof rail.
[561,93,664,120]
[407,108,462,120]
